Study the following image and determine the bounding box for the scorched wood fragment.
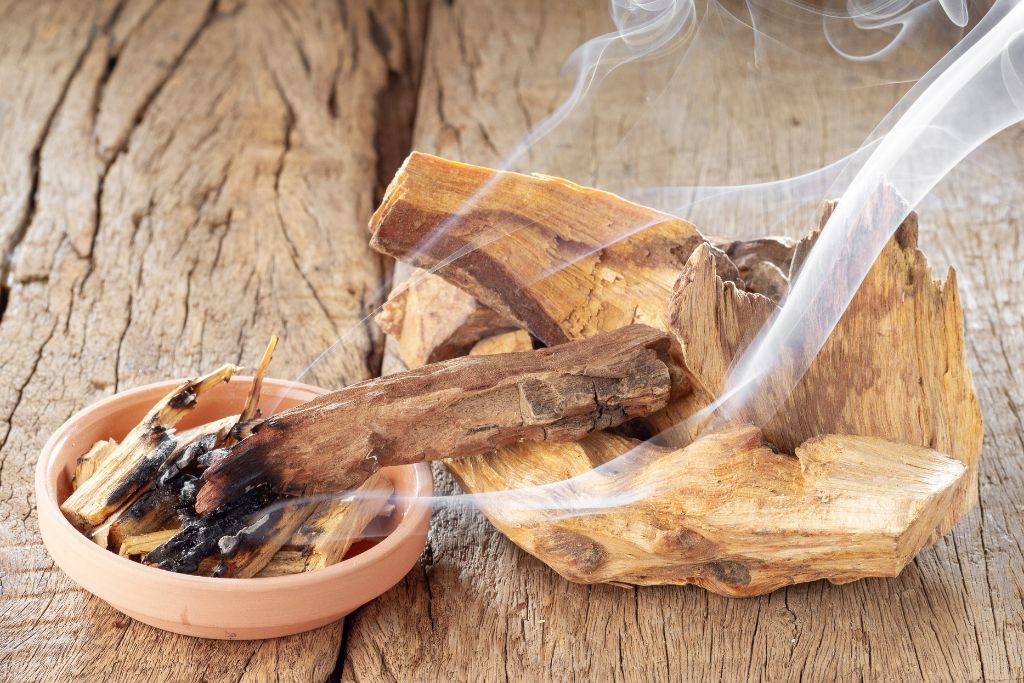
[61,364,239,530]
[195,324,674,513]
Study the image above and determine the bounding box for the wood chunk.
[448,426,967,596]
[303,471,394,571]
[378,269,517,367]
[61,364,239,531]
[369,152,734,346]
[144,484,276,574]
[668,198,983,527]
[118,529,178,558]
[255,550,308,578]
[395,189,981,592]
[469,330,533,356]
[711,236,796,303]
[214,497,317,578]
[196,324,673,513]
[72,439,118,490]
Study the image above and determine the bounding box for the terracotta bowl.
[35,376,433,640]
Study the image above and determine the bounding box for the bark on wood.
[61,363,239,531]
[378,269,516,367]
[369,152,735,347]
[196,324,673,513]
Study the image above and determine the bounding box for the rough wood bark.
[196,324,674,512]
[0,1,427,680]
[354,1,1022,680]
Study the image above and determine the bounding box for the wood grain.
[353,1,1023,681]
[1,1,1020,681]
[0,0,425,680]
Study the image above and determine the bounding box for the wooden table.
[1,2,1020,681]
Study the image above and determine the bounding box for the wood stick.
[212,497,317,578]
[303,471,394,571]
[255,550,307,578]
[369,152,734,346]
[61,364,239,531]
[72,439,118,490]
[118,529,179,558]
[239,336,278,424]
[196,324,674,514]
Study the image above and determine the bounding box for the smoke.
[265,0,1024,548]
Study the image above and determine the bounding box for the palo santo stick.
[369,152,734,346]
[255,550,307,577]
[92,416,239,549]
[196,324,674,513]
[118,529,179,558]
[62,364,239,531]
[240,335,278,424]
[303,471,394,571]
[213,497,317,578]
[73,439,118,490]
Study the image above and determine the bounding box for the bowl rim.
[35,375,433,592]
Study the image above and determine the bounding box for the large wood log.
[195,324,674,513]
[448,427,967,596]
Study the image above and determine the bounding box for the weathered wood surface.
[2,1,1022,682]
[0,0,426,680]
[197,324,673,512]
[353,2,1024,683]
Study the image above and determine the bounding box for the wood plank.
[349,1,1022,681]
[0,0,425,680]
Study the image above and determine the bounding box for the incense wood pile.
[60,338,397,578]
[366,152,983,597]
